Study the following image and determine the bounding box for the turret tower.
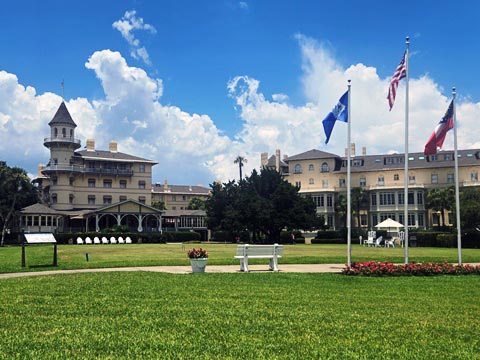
[42,102,82,210]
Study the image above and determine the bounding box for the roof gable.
[285,149,340,161]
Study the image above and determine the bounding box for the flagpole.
[347,80,352,267]
[452,87,462,264]
[404,36,410,264]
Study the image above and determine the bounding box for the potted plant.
[187,248,208,273]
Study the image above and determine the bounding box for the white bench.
[234,244,283,272]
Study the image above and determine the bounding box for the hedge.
[311,238,345,244]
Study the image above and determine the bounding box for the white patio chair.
[101,236,109,244]
[76,237,84,245]
[374,236,383,247]
[385,237,395,248]
[110,236,117,244]
[93,236,100,244]
[85,237,92,245]
[118,236,125,244]
[125,236,132,244]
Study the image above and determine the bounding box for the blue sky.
[1,0,479,185]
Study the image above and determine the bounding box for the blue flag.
[322,90,348,144]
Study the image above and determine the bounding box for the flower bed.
[343,261,480,276]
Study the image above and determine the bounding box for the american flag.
[387,51,407,111]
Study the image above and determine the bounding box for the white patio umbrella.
[375,218,405,235]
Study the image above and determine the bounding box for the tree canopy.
[0,161,38,246]
[205,168,317,242]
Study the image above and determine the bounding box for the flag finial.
[61,79,65,100]
[452,87,456,96]
[406,36,410,44]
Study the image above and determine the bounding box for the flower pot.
[190,258,208,273]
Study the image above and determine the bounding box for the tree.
[0,162,38,246]
[351,187,368,228]
[187,197,206,210]
[459,187,480,230]
[335,193,347,228]
[426,186,455,228]
[233,156,247,181]
[205,168,317,242]
[151,201,166,210]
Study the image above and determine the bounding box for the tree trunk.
[1,194,17,247]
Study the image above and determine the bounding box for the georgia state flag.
[424,100,454,156]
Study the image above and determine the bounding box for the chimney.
[261,152,268,167]
[38,164,45,177]
[345,147,348,157]
[86,139,95,151]
[164,178,168,190]
[351,143,356,157]
[109,141,118,153]
[283,154,288,161]
[275,149,280,172]
[362,146,367,156]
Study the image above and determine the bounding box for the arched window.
[70,129,73,138]
[321,162,329,172]
[294,164,302,174]
[309,178,314,185]
[309,164,314,171]
[54,128,58,137]
[62,128,66,137]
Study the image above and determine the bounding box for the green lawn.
[1,243,479,273]
[0,272,479,359]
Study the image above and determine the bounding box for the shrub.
[311,238,345,244]
[211,230,234,243]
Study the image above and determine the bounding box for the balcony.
[42,165,134,176]
[44,136,81,149]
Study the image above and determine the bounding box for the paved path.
[0,264,345,279]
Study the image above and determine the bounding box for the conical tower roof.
[48,102,77,127]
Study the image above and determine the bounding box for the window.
[444,153,452,161]
[182,195,187,201]
[378,176,385,185]
[119,196,127,202]
[418,213,424,227]
[431,154,438,161]
[69,177,74,186]
[339,179,346,188]
[138,196,146,204]
[322,180,328,188]
[327,215,334,227]
[139,164,145,173]
[447,173,454,183]
[408,192,414,205]
[295,181,301,188]
[119,180,127,189]
[353,159,363,167]
[51,194,57,204]
[172,195,177,201]
[312,195,324,207]
[472,172,478,182]
[70,129,73,138]
[372,214,378,227]
[379,192,395,206]
[417,192,423,205]
[380,213,395,222]
[54,128,58,137]
[52,176,57,186]
[360,178,366,187]
[431,174,438,184]
[172,206,177,210]
[88,179,96,188]
[53,158,58,165]
[138,181,146,189]
[88,195,95,205]
[62,128,66,137]
[103,196,112,205]
[398,193,404,205]
[294,164,302,174]
[88,162,95,170]
[321,163,329,172]
[327,194,333,207]
[408,214,415,226]
[393,174,399,181]
[409,175,416,184]
[371,193,377,206]
[309,164,314,171]
[309,178,314,185]
[103,179,112,188]
[69,194,74,204]
[361,215,368,226]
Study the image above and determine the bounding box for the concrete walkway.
[0,264,345,279]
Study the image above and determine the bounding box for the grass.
[0,243,479,273]
[0,272,479,359]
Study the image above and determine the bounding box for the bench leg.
[270,257,279,271]
[240,257,249,272]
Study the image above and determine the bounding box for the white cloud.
[239,2,249,10]
[112,10,156,65]
[1,35,479,187]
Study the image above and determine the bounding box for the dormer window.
[321,162,329,172]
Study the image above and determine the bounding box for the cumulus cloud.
[112,10,156,64]
[1,34,479,186]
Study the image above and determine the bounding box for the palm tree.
[234,156,247,181]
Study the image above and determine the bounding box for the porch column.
[158,214,163,233]
[95,215,100,232]
[137,214,143,232]
[117,214,121,226]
